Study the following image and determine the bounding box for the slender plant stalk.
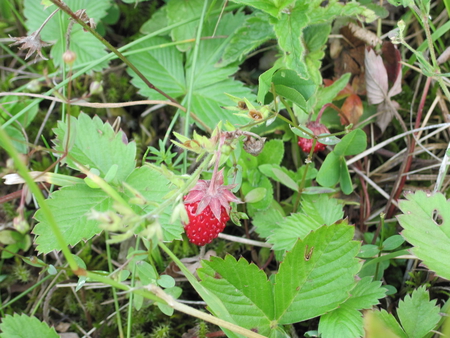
[126,237,141,338]
[106,232,124,338]
[182,0,209,172]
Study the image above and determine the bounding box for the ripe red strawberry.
[297,121,330,153]
[184,202,229,246]
[183,170,241,246]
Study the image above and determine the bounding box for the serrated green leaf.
[166,0,221,52]
[219,12,275,67]
[124,166,183,242]
[397,191,450,280]
[273,5,310,77]
[344,277,386,309]
[268,213,322,251]
[274,222,361,324]
[0,313,59,338]
[252,205,284,238]
[316,151,340,187]
[127,36,185,101]
[397,286,441,338]
[334,129,367,156]
[318,304,363,338]
[34,185,111,254]
[257,139,285,166]
[199,255,274,336]
[140,5,168,35]
[188,78,252,130]
[300,194,344,226]
[24,0,110,70]
[53,113,136,183]
[229,0,296,17]
[340,158,353,195]
[128,14,254,130]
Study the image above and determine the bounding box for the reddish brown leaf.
[340,94,363,125]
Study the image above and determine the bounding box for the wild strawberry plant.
[1,0,450,337]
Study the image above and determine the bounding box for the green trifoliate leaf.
[274,222,361,324]
[199,255,274,336]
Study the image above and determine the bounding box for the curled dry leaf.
[348,22,382,47]
[365,44,402,133]
[9,31,52,61]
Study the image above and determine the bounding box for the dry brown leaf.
[365,46,402,133]
[341,93,363,125]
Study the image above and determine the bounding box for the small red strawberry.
[183,170,241,246]
[297,121,330,153]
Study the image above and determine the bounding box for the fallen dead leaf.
[365,45,402,133]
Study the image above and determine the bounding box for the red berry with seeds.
[297,121,330,153]
[184,202,229,246]
[183,170,241,246]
